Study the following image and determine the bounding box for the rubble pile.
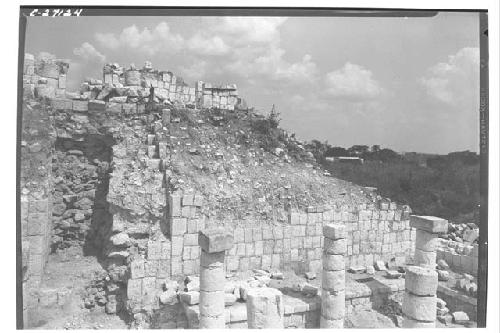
[441,222,479,244]
[51,144,110,250]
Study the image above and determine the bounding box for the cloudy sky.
[24,12,480,154]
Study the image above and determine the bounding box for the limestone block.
[416,229,439,252]
[169,194,182,217]
[320,315,343,328]
[230,302,247,322]
[200,265,225,292]
[127,278,142,299]
[171,236,183,256]
[72,100,88,112]
[180,291,200,305]
[246,287,284,328]
[402,316,436,328]
[321,289,345,320]
[405,266,438,296]
[130,259,145,279]
[410,215,448,233]
[88,99,105,111]
[200,249,224,268]
[183,233,198,246]
[402,292,436,322]
[199,313,225,329]
[323,238,347,255]
[51,98,73,110]
[170,217,187,236]
[322,270,346,292]
[414,248,437,267]
[199,290,225,317]
[322,254,344,271]
[198,229,234,253]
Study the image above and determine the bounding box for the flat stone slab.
[198,228,234,253]
[410,215,448,233]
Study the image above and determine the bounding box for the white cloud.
[419,47,479,105]
[214,17,287,45]
[180,60,209,79]
[95,22,184,56]
[73,42,106,63]
[92,18,317,85]
[325,62,384,99]
[186,34,229,56]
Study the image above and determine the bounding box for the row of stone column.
[196,215,446,329]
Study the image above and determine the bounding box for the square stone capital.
[198,228,234,253]
[410,215,448,233]
[323,224,346,240]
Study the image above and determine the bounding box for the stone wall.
[23,53,69,99]
[21,68,58,326]
[165,191,414,278]
[97,61,242,110]
[437,239,478,276]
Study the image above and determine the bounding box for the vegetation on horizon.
[305,141,480,224]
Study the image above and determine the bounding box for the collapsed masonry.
[21,52,478,328]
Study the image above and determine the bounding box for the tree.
[348,145,369,157]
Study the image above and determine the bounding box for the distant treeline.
[305,141,480,223]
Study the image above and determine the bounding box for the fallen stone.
[349,265,366,274]
[438,270,450,281]
[271,272,283,280]
[452,311,470,324]
[184,276,200,292]
[436,298,447,309]
[301,283,319,296]
[366,266,375,275]
[374,260,386,271]
[224,293,237,307]
[253,269,269,276]
[180,291,199,305]
[437,259,449,270]
[159,289,178,305]
[438,314,453,325]
[246,287,284,328]
[386,270,402,279]
[463,229,479,243]
[463,273,474,281]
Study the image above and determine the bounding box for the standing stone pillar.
[320,224,346,328]
[247,287,284,328]
[402,266,439,327]
[198,228,234,329]
[410,216,448,268]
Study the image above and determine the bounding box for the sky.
[24,12,480,154]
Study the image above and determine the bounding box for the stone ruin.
[20,52,479,329]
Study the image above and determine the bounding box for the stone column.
[320,224,346,328]
[410,216,448,268]
[246,287,284,328]
[402,266,439,328]
[198,228,234,329]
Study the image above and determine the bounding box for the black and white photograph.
[11,2,499,331]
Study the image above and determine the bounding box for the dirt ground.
[26,247,129,329]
